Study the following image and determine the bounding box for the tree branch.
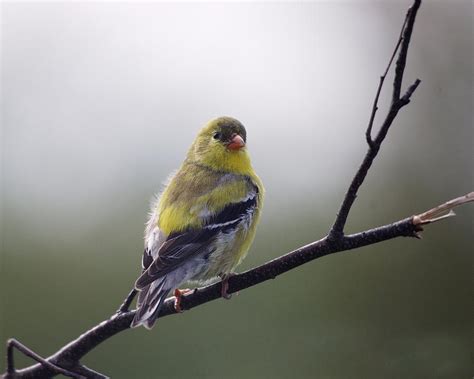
[365,7,408,147]
[329,0,421,240]
[5,340,85,379]
[5,192,473,379]
[4,1,471,378]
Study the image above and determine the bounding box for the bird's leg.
[173,288,192,313]
[219,273,237,300]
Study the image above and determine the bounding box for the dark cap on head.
[210,117,247,144]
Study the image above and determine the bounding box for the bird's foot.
[173,288,192,313]
[220,273,237,300]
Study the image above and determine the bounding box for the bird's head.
[187,117,252,174]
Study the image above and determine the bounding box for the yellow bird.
[131,117,264,329]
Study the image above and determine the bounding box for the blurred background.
[1,1,472,378]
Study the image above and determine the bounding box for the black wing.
[135,190,258,290]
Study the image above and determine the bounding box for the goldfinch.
[131,117,264,329]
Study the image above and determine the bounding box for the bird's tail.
[131,277,171,329]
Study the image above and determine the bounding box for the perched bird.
[131,117,264,329]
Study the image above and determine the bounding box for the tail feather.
[131,277,171,329]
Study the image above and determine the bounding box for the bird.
[131,116,264,329]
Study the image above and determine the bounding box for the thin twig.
[116,288,138,314]
[329,0,421,240]
[70,365,109,379]
[399,78,422,106]
[5,339,85,379]
[413,192,474,226]
[366,12,408,146]
[393,1,420,102]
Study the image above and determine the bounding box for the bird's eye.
[213,132,221,140]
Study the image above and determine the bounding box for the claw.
[173,288,192,313]
[220,273,237,300]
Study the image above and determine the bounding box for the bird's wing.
[141,247,154,271]
[135,185,258,290]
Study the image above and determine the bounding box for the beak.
[227,134,246,151]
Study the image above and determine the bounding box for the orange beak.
[227,134,245,151]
